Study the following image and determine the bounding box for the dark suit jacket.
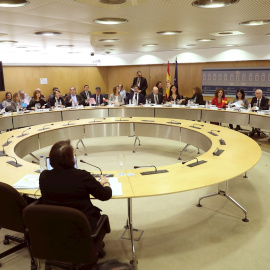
[187,94,204,105]
[129,92,144,104]
[132,76,148,96]
[65,94,85,107]
[250,96,269,110]
[91,94,106,105]
[39,168,112,229]
[47,96,65,108]
[80,90,92,100]
[147,93,163,104]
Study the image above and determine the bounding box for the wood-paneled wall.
[2,60,270,102]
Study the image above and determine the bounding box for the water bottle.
[248,103,251,111]
[205,100,208,108]
[40,155,46,173]
[129,99,131,105]
[228,102,231,109]
[55,99,59,108]
[16,106,19,113]
[72,100,75,107]
[187,100,191,107]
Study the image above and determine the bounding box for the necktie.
[257,99,260,107]
[137,78,140,87]
[86,91,90,100]
[155,95,158,104]
[135,94,138,101]
[97,96,100,105]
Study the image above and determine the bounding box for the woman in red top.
[212,88,227,108]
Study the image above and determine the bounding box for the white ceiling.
[0,0,269,56]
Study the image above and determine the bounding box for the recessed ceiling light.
[93,18,128,25]
[56,45,74,48]
[105,51,111,54]
[102,31,117,35]
[104,44,114,47]
[35,31,62,36]
[240,20,270,26]
[0,40,18,44]
[186,44,196,46]
[218,31,233,35]
[142,44,158,47]
[157,31,182,35]
[192,0,239,8]
[225,44,235,47]
[98,39,119,42]
[196,38,215,42]
[0,0,29,7]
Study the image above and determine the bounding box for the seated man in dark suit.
[249,89,269,137]
[91,86,106,106]
[147,86,163,104]
[80,84,91,105]
[131,71,148,96]
[128,85,144,105]
[47,89,65,108]
[65,86,85,107]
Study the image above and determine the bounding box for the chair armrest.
[28,197,43,206]
[90,215,110,239]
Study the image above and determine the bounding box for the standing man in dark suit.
[147,86,164,104]
[80,85,91,105]
[132,71,148,96]
[91,86,106,106]
[249,89,269,137]
[129,85,144,105]
[65,87,85,107]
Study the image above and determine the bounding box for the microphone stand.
[134,165,168,175]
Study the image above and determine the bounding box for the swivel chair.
[0,182,36,269]
[23,205,110,270]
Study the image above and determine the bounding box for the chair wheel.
[3,239,9,245]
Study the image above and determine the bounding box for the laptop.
[46,155,78,170]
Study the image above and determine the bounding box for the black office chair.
[23,205,111,270]
[0,182,36,269]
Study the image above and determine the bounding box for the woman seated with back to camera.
[212,88,227,108]
[228,88,249,130]
[109,86,124,105]
[27,89,46,110]
[39,140,112,231]
[166,85,185,104]
[185,86,204,105]
[47,89,65,108]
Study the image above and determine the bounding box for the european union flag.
[174,58,178,91]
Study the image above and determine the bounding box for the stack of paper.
[13,174,39,190]
[107,177,123,196]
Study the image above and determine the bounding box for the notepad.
[107,177,123,196]
[13,174,39,189]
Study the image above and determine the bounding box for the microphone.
[219,138,226,145]
[17,127,31,137]
[182,157,207,167]
[6,154,22,167]
[80,160,102,176]
[213,147,224,156]
[63,119,80,126]
[166,120,181,125]
[88,118,106,123]
[119,117,132,121]
[208,129,220,136]
[2,135,14,147]
[189,124,204,129]
[134,165,168,175]
[141,119,155,122]
[38,123,54,131]
[0,145,6,156]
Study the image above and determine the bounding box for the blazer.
[212,97,227,108]
[250,96,269,110]
[65,94,85,107]
[166,94,183,102]
[39,168,112,229]
[47,96,65,108]
[109,94,124,104]
[91,94,106,105]
[232,97,249,108]
[27,98,46,110]
[80,90,92,100]
[129,92,144,104]
[147,92,163,104]
[132,76,148,96]
[188,94,204,105]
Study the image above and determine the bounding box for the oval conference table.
[0,105,263,267]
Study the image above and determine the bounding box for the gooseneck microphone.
[0,145,6,156]
[166,120,181,125]
[80,160,102,175]
[189,124,204,129]
[88,118,106,123]
[119,117,132,121]
[6,154,22,167]
[17,127,31,137]
[63,119,80,126]
[2,135,14,147]
[38,123,54,131]
[134,165,168,175]
[182,157,207,167]
[213,147,224,156]
[208,129,220,136]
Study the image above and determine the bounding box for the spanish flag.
[165,61,171,100]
